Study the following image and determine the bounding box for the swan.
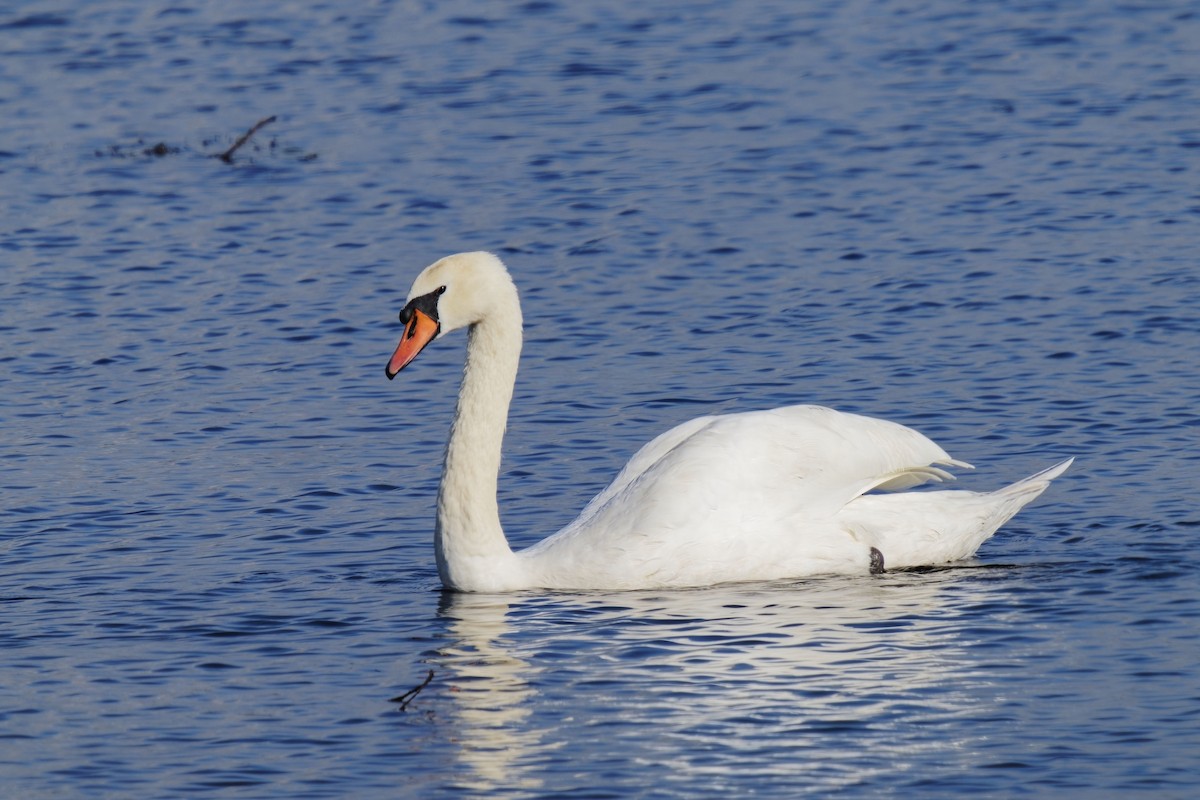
[385,251,1072,592]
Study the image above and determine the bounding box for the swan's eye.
[437,286,447,295]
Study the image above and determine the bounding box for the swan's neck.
[435,309,524,591]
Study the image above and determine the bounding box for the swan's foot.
[869,547,886,575]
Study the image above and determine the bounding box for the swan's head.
[386,251,518,379]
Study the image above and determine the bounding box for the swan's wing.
[565,413,721,528]
[690,405,969,516]
[557,404,967,539]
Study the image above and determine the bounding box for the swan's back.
[519,405,973,589]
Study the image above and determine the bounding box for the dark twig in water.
[218,115,277,163]
[390,669,435,711]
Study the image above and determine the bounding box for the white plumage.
[386,252,1071,592]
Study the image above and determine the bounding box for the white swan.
[386,252,1072,592]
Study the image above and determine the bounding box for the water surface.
[2,1,1199,797]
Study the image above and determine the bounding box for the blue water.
[3,0,1199,797]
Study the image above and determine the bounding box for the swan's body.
[386,252,1071,592]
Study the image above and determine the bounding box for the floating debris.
[93,116,317,163]
[218,115,276,163]
[389,669,435,712]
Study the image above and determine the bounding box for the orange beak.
[386,308,439,379]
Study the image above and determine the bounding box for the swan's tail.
[963,456,1074,544]
[991,457,1074,509]
[843,457,1074,569]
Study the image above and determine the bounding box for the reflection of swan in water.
[434,570,1018,793]
[434,593,544,793]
